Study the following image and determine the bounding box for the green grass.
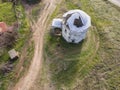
[16,40,34,81]
[0,2,16,63]
[44,0,100,89]
[31,3,42,21]
[22,41,34,68]
[0,49,9,63]
[0,2,32,90]
[45,29,99,88]
[0,2,16,25]
[77,0,120,90]
[0,2,30,62]
[44,0,120,89]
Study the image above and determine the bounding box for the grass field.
[0,2,33,90]
[0,2,16,64]
[0,2,16,25]
[43,0,120,90]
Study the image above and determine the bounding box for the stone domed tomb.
[52,10,91,43]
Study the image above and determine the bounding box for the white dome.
[63,9,91,34]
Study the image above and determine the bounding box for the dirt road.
[13,0,61,90]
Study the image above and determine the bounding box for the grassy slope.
[80,0,120,90]
[44,0,99,89]
[44,0,120,90]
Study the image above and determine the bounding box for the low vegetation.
[0,1,34,90]
[0,2,17,64]
[31,2,44,21]
[43,0,120,90]
[0,2,16,25]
